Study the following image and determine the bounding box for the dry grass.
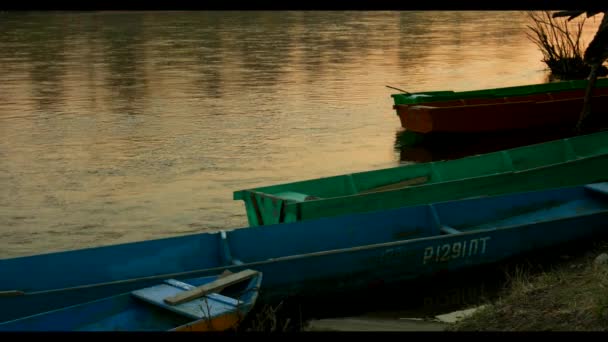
[238,300,304,332]
[449,242,608,331]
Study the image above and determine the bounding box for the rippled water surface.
[0,11,602,257]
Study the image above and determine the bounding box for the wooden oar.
[386,85,411,95]
[164,269,259,306]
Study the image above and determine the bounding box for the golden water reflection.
[0,11,600,257]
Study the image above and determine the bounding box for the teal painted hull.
[2,182,608,323]
[234,131,608,226]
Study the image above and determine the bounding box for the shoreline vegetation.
[449,238,608,331]
[526,11,608,80]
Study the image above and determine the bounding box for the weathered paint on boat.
[395,92,608,133]
[233,131,608,227]
[2,182,608,323]
[0,272,262,331]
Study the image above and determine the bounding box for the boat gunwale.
[15,197,608,298]
[239,151,603,206]
[394,92,608,111]
[390,78,608,104]
[233,131,607,200]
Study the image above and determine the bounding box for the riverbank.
[449,239,608,331]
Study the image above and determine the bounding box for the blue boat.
[0,270,262,331]
[2,182,608,323]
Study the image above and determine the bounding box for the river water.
[0,11,601,258]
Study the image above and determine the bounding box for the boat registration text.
[423,237,491,264]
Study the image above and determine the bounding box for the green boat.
[390,78,608,106]
[233,130,608,227]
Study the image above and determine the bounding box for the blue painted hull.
[2,182,608,323]
[0,273,262,331]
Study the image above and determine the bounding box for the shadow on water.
[238,235,608,332]
[394,127,579,163]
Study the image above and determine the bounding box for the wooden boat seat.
[440,225,462,235]
[130,277,244,320]
[584,182,608,197]
[428,204,462,235]
[163,269,258,306]
[274,192,321,202]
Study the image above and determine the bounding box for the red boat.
[392,81,608,134]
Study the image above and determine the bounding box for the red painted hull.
[394,88,608,133]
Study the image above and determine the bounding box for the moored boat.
[390,78,608,133]
[0,270,262,331]
[396,93,608,134]
[233,130,608,227]
[2,182,608,323]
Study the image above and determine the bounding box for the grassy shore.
[235,238,608,332]
[449,239,608,331]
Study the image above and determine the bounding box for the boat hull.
[0,273,262,331]
[390,78,608,133]
[2,183,608,323]
[395,94,608,133]
[234,131,608,226]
